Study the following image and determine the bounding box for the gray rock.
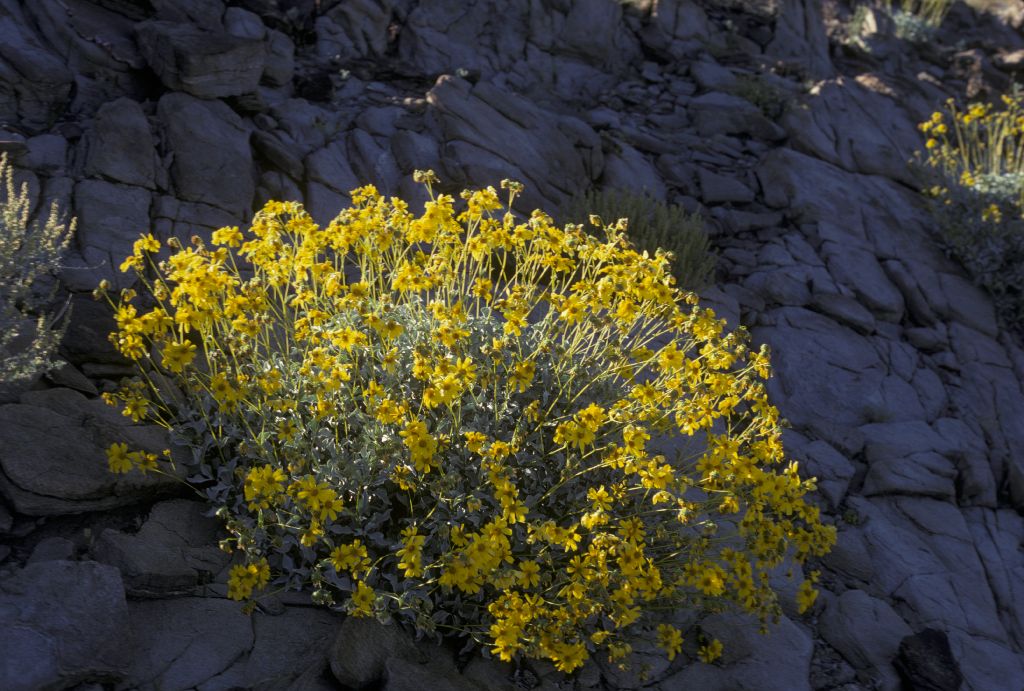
[965,509,1024,648]
[850,496,1006,642]
[72,179,152,288]
[426,76,601,210]
[306,139,362,196]
[690,92,786,142]
[28,536,77,563]
[660,614,813,691]
[305,182,350,228]
[329,617,422,689]
[159,93,254,216]
[910,367,946,422]
[640,0,710,59]
[383,656,477,691]
[0,561,131,691]
[819,590,910,687]
[125,597,254,691]
[860,421,953,461]
[863,452,957,501]
[83,97,157,189]
[22,134,67,174]
[151,0,225,26]
[745,270,812,307]
[767,0,832,79]
[783,79,917,184]
[753,307,888,429]
[0,389,181,515]
[691,59,736,91]
[787,434,856,508]
[348,130,402,195]
[602,142,667,199]
[264,29,295,87]
[811,292,876,334]
[252,130,305,180]
[0,5,74,130]
[821,241,904,322]
[152,195,239,243]
[698,168,755,204]
[136,21,265,99]
[946,629,1024,691]
[224,7,265,40]
[938,272,998,337]
[195,607,344,690]
[317,0,394,61]
[93,499,228,596]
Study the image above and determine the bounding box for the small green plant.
[916,89,1024,332]
[730,74,790,120]
[561,188,716,292]
[100,174,833,674]
[0,154,74,385]
[880,0,951,41]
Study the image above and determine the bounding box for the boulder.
[819,589,911,687]
[93,499,228,596]
[0,388,182,515]
[0,561,131,690]
[83,98,157,189]
[125,597,254,690]
[158,92,254,217]
[136,20,265,99]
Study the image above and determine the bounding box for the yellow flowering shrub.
[917,90,1024,332]
[100,173,834,674]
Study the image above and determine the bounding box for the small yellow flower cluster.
[100,174,835,673]
[105,442,166,474]
[227,558,270,600]
[916,92,1024,223]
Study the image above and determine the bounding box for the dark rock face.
[0,561,132,691]
[136,20,266,98]
[895,629,964,691]
[2,0,1024,689]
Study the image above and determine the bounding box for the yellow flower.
[331,540,371,574]
[106,442,133,474]
[161,340,197,373]
[796,578,819,613]
[656,623,683,661]
[350,581,375,616]
[698,638,723,663]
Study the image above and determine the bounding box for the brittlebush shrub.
[0,153,74,384]
[100,174,834,674]
[561,189,715,292]
[917,90,1024,332]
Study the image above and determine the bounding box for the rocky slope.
[2,0,1024,689]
